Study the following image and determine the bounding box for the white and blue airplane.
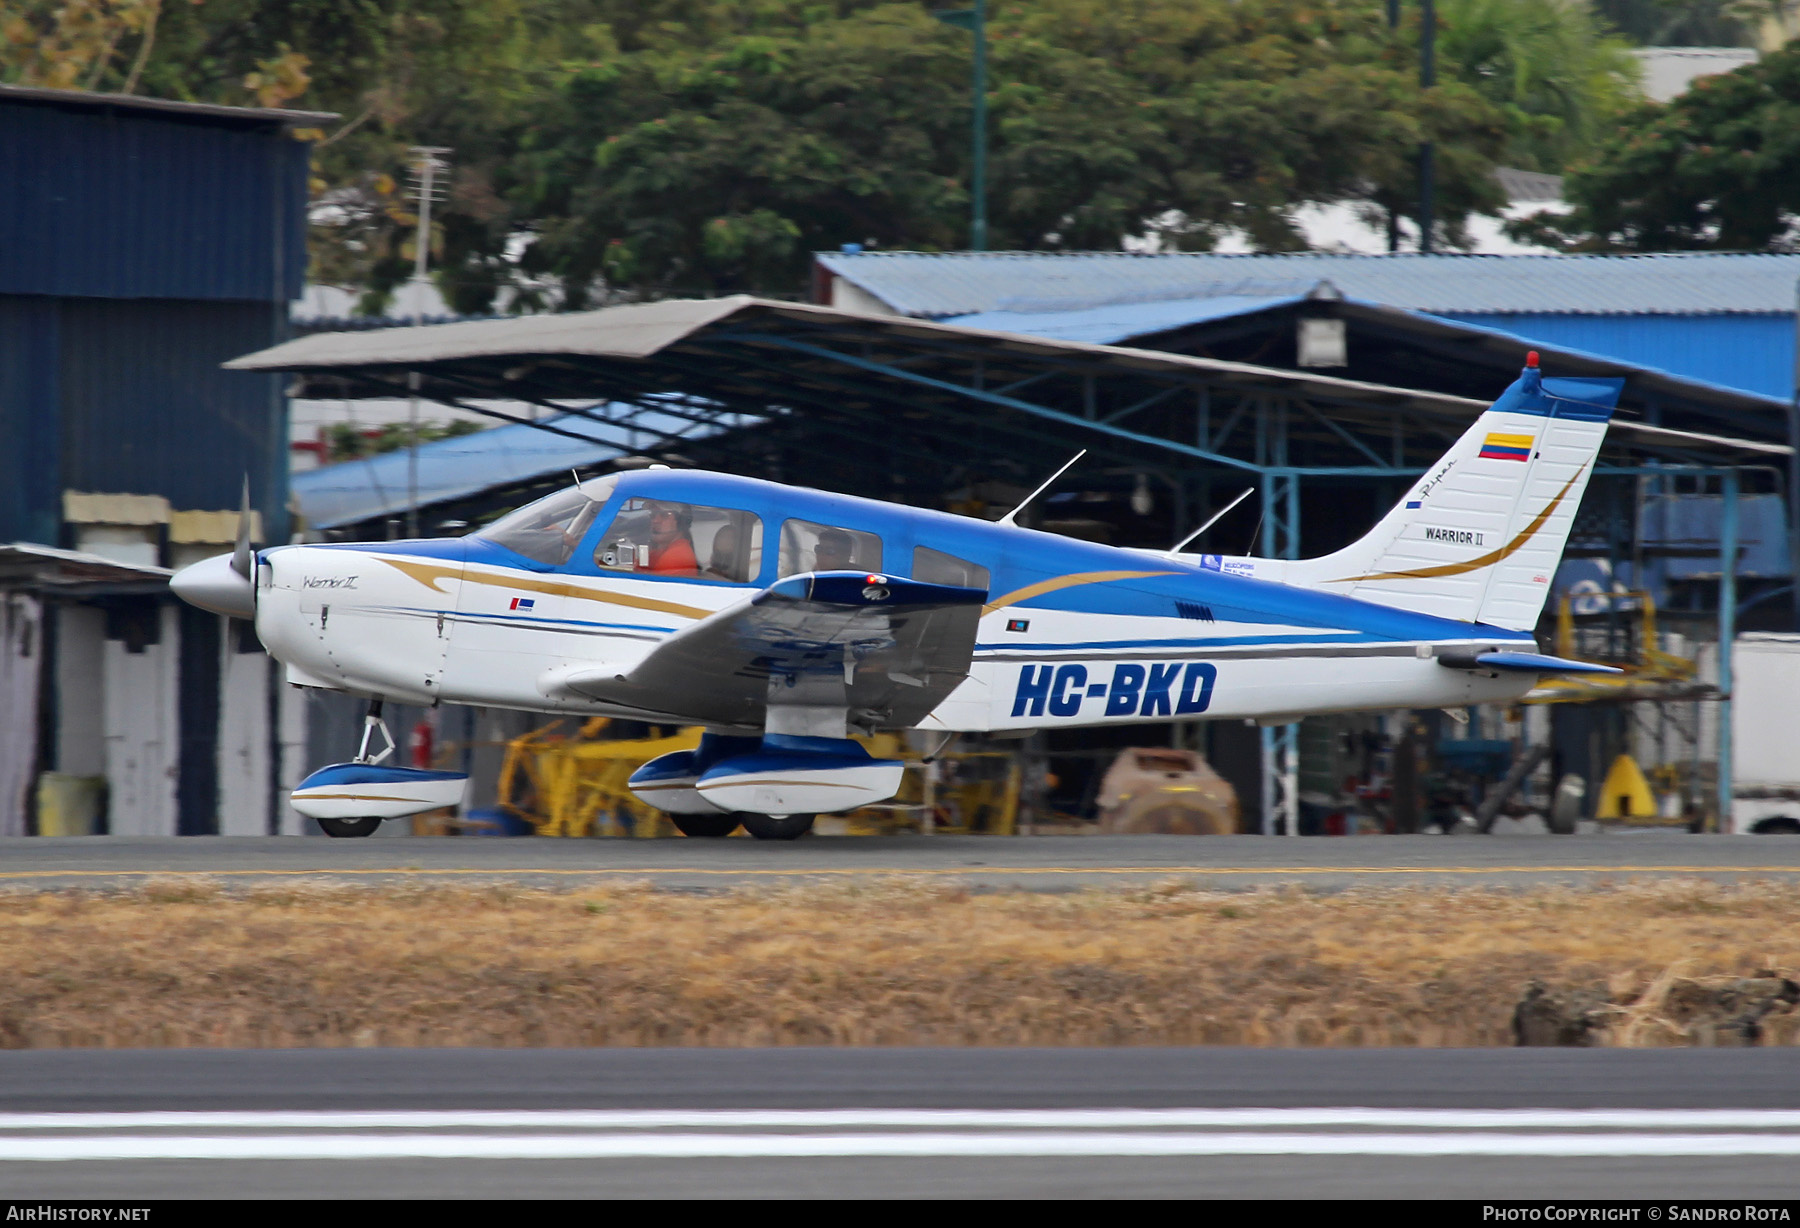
[172,355,1619,838]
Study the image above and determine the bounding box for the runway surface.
[1,1048,1798,1198]
[0,832,1798,891]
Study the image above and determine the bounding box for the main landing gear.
[667,812,818,840]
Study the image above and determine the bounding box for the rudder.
[1228,358,1619,631]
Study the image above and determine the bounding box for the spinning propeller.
[168,476,259,620]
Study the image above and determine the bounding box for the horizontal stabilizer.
[1439,651,1622,675]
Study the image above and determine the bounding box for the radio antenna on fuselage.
[996,449,1087,528]
[1169,486,1254,553]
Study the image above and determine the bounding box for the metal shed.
[816,251,1800,402]
[0,85,329,840]
[0,84,332,546]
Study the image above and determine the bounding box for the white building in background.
[289,282,504,473]
[1631,47,1760,103]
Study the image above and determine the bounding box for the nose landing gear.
[290,699,469,838]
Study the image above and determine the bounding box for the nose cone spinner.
[170,552,256,620]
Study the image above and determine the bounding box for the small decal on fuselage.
[302,575,358,590]
[1011,662,1218,719]
[1006,618,1030,632]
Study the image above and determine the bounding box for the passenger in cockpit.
[645,502,699,575]
[706,523,741,581]
[814,528,856,572]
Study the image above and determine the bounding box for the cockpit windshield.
[473,477,618,566]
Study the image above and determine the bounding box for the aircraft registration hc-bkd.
[173,356,1620,839]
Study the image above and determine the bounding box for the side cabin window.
[778,519,883,577]
[474,481,613,567]
[912,545,990,592]
[594,498,764,583]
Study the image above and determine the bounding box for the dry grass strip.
[2,877,1799,1049]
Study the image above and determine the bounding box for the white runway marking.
[5,1110,1800,1160]
[3,1108,1800,1131]
[9,1132,1800,1161]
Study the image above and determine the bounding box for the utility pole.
[936,1,989,251]
[1386,0,1402,251]
[1790,277,1800,630]
[1418,0,1436,254]
[404,146,450,539]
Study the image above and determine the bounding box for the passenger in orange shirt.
[645,502,699,575]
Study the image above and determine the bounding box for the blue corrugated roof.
[291,406,734,530]
[951,291,1790,411]
[820,252,1800,318]
[1441,312,1796,401]
[948,294,1302,344]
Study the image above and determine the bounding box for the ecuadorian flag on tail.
[1478,431,1533,462]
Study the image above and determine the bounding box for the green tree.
[510,0,1511,300]
[325,418,484,463]
[1515,40,1800,251]
[1436,0,1642,172]
[1589,0,1752,47]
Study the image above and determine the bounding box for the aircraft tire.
[316,815,381,838]
[669,812,741,838]
[740,813,815,841]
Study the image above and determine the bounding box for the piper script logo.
[1011,662,1217,719]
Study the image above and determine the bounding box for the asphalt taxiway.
[0,1048,1797,1198]
[0,832,1796,891]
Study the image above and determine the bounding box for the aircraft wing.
[552,572,986,729]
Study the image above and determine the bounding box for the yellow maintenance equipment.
[1595,753,1658,820]
[498,719,700,837]
[495,720,1024,837]
[1526,590,1705,705]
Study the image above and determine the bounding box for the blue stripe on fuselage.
[308,467,1541,648]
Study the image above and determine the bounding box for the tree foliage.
[1517,40,1800,251]
[1590,0,1753,46]
[2,0,1649,303]
[509,0,1511,303]
[1436,0,1641,172]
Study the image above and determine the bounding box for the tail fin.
[1216,358,1620,631]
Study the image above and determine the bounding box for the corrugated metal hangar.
[814,251,1800,403]
[0,85,330,838]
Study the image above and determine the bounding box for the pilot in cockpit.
[644,502,699,575]
[813,528,856,572]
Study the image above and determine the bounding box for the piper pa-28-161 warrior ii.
[172,355,1620,838]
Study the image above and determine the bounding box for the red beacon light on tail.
[1526,350,1540,368]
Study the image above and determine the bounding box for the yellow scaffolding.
[1525,590,1707,705]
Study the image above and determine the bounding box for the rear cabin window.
[778,519,883,577]
[593,498,763,582]
[912,546,990,592]
[474,480,614,567]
